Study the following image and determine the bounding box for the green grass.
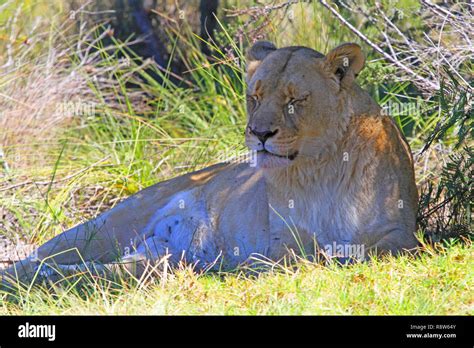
[0,0,472,315]
[1,240,472,315]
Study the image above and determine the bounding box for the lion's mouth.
[258,149,298,161]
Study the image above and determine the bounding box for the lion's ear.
[246,41,277,80]
[325,43,365,83]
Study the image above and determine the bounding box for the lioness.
[2,42,418,283]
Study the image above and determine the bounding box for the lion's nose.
[249,128,279,144]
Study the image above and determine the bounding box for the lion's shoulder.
[349,114,412,159]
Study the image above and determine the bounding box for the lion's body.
[2,42,418,283]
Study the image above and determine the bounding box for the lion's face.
[244,42,365,169]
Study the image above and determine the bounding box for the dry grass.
[0,0,471,315]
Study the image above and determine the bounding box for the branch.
[0,156,111,192]
[318,0,440,91]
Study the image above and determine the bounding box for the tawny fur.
[2,42,418,284]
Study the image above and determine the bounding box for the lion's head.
[244,41,375,170]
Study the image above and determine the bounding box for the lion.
[2,41,419,284]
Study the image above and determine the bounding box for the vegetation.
[2,241,472,315]
[0,0,472,315]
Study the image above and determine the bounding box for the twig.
[319,0,440,91]
[419,182,472,220]
[0,155,111,192]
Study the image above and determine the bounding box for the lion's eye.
[287,94,309,106]
[246,95,259,110]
